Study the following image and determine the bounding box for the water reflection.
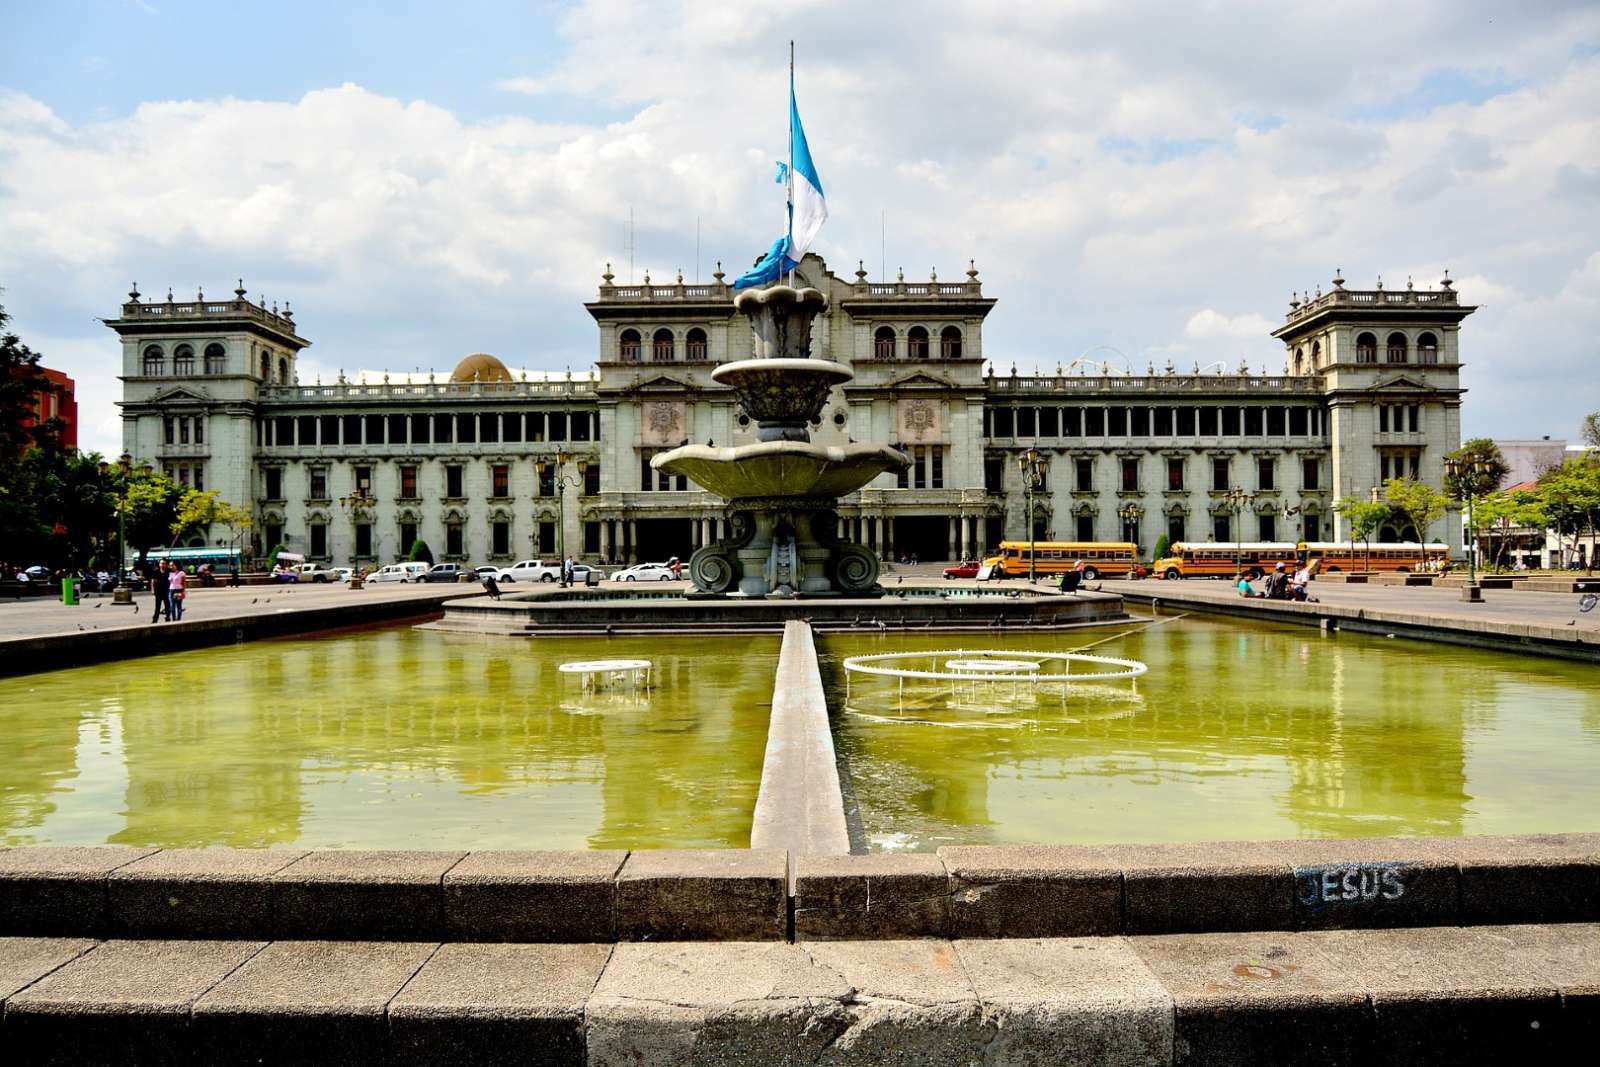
[824,617,1600,849]
[0,629,776,850]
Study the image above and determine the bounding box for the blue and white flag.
[734,71,827,289]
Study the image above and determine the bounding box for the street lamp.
[1444,454,1488,603]
[1223,487,1255,580]
[1016,447,1045,583]
[338,485,378,587]
[1118,502,1141,556]
[536,452,587,586]
[102,453,136,604]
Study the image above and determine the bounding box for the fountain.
[651,284,909,597]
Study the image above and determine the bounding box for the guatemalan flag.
[733,73,828,289]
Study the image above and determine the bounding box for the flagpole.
[785,40,794,289]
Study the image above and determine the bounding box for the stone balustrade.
[1287,286,1459,323]
[990,374,1322,394]
[119,297,299,335]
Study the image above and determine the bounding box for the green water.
[0,628,777,850]
[823,615,1600,850]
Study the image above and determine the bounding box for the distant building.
[110,263,1473,566]
[1496,438,1569,487]
[22,365,78,450]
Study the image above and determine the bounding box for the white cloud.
[2,0,1599,458]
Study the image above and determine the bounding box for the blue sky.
[2,1,1598,457]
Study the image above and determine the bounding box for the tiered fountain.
[651,284,908,597]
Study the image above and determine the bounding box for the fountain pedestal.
[652,285,909,597]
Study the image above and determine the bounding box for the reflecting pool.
[823,614,1600,850]
[0,628,777,850]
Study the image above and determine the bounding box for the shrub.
[407,539,434,565]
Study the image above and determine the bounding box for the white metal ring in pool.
[843,649,1147,685]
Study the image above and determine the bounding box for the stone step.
[2,836,1595,944]
[2,924,1595,1064]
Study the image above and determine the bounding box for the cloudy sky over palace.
[2,0,1597,457]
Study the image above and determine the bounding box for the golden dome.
[449,353,513,383]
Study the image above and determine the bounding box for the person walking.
[168,563,187,621]
[149,562,169,623]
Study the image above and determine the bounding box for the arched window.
[1311,340,1321,367]
[619,329,641,362]
[686,327,708,361]
[1386,332,1408,363]
[277,357,288,384]
[1417,332,1438,364]
[142,345,165,376]
[259,351,270,380]
[907,326,929,360]
[1293,347,1305,375]
[652,329,675,362]
[173,344,195,375]
[1355,332,1377,364]
[940,326,962,359]
[873,326,895,360]
[204,343,226,374]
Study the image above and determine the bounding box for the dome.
[449,353,513,383]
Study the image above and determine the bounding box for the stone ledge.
[793,853,949,940]
[614,849,788,941]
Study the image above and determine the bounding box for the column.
[948,516,959,561]
[626,519,638,563]
[599,520,611,562]
[958,515,969,559]
[873,516,884,556]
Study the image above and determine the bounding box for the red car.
[942,559,981,579]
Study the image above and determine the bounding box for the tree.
[120,465,186,570]
[169,489,252,548]
[1537,458,1600,574]
[0,300,58,457]
[1580,410,1600,450]
[0,442,116,569]
[1473,488,1547,569]
[407,538,434,565]
[1152,532,1171,564]
[1384,478,1448,543]
[1334,496,1390,572]
[1443,438,1510,500]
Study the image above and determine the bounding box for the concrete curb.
[3,834,1595,943]
[2,925,1595,1064]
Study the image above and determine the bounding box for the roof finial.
[930,266,938,282]
[197,285,204,302]
[855,259,867,282]
[235,278,246,299]
[128,282,141,302]
[713,261,725,284]
[967,259,979,281]
[1406,274,1414,290]
[1376,274,1383,290]
[602,262,614,284]
[1331,268,1344,289]
[1440,269,1453,290]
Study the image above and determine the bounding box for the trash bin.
[61,577,79,606]
[585,569,601,588]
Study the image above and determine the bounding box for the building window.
[143,346,165,376]
[204,343,226,374]
[619,329,641,362]
[492,520,510,556]
[446,522,464,557]
[445,464,464,498]
[984,456,1004,492]
[434,413,453,443]
[686,328,708,361]
[260,352,271,380]
[400,465,418,498]
[1257,458,1275,491]
[309,468,328,500]
[1386,332,1408,363]
[1075,458,1093,492]
[584,521,601,554]
[163,416,175,445]
[1302,458,1319,490]
[1244,408,1263,436]
[502,413,521,442]
[196,417,206,444]
[192,465,204,491]
[1356,332,1378,363]
[538,521,555,555]
[1040,408,1060,437]
[1076,514,1094,541]
[1120,458,1139,492]
[940,326,962,359]
[1417,332,1439,364]
[264,522,283,551]
[931,447,944,489]
[1409,405,1420,432]
[1167,515,1185,543]
[1167,458,1184,491]
[652,329,674,362]
[1212,458,1230,491]
[456,413,476,444]
[1304,514,1321,541]
[549,412,567,441]
[310,523,327,558]
[1259,514,1276,541]
[277,357,288,384]
[411,414,431,445]
[479,413,498,444]
[400,521,417,551]
[366,414,386,445]
[584,463,600,495]
[354,465,372,494]
[173,344,194,375]
[264,468,282,500]
[492,464,509,498]
[355,523,373,558]
[873,326,895,359]
[179,418,192,445]
[1213,514,1230,542]
[1018,408,1037,438]
[907,325,929,360]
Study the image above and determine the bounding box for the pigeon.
[93,602,102,609]
[251,597,258,604]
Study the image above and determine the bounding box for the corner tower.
[1273,271,1473,550]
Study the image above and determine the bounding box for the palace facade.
[111,260,1473,566]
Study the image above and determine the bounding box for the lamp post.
[1118,502,1140,556]
[338,486,377,587]
[1224,487,1255,580]
[108,453,135,604]
[1016,447,1045,583]
[1445,455,1487,603]
[537,452,587,586]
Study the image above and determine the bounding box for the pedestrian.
[481,573,503,600]
[168,563,186,621]
[229,561,240,587]
[670,556,682,580]
[149,562,169,622]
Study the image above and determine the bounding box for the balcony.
[988,374,1322,395]
[1286,286,1460,325]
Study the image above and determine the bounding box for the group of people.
[146,560,188,622]
[1240,560,1319,602]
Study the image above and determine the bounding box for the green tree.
[407,538,434,565]
[1580,410,1600,450]
[1443,438,1510,500]
[1537,458,1600,574]
[1152,532,1171,564]
[0,443,116,569]
[169,489,253,548]
[1334,496,1390,572]
[1473,488,1548,569]
[120,464,186,570]
[1384,478,1449,543]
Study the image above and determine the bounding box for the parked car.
[942,559,981,579]
[421,563,468,583]
[493,559,563,583]
[331,567,354,584]
[368,562,431,583]
[294,562,340,583]
[613,562,676,582]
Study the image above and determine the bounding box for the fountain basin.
[711,358,854,442]
[652,440,907,500]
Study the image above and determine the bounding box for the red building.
[29,366,79,449]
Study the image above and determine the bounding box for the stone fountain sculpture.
[651,285,909,597]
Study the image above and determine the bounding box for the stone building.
[110,262,1471,567]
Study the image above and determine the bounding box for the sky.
[2,0,1598,459]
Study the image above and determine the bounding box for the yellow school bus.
[1297,542,1450,573]
[1154,542,1300,581]
[982,541,1137,580]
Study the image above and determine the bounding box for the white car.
[613,562,677,582]
[331,567,354,584]
[493,559,564,583]
[367,562,431,583]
